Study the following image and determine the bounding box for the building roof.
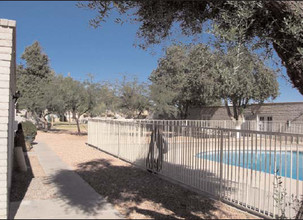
[198,101,303,109]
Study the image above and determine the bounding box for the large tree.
[17,41,55,128]
[117,76,150,118]
[92,82,120,117]
[150,45,189,118]
[149,82,178,119]
[79,1,303,95]
[150,44,220,119]
[214,46,279,129]
[41,74,66,126]
[59,76,96,134]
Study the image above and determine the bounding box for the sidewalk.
[9,139,123,219]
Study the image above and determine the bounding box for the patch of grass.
[53,122,87,132]
[53,121,76,126]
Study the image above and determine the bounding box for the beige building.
[0,19,16,219]
[188,102,303,123]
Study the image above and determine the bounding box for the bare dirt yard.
[36,130,258,219]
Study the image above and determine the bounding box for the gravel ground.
[28,154,46,177]
[11,152,58,201]
[37,130,258,219]
[10,154,33,202]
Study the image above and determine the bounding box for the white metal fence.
[137,119,256,130]
[258,121,303,134]
[88,119,303,218]
[137,119,303,134]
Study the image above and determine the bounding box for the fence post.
[118,122,120,159]
[152,123,156,172]
[219,130,224,199]
[138,122,141,149]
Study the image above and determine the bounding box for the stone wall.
[188,102,303,123]
[0,19,16,219]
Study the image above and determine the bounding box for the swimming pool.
[196,150,303,181]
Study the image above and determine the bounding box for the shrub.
[21,121,37,141]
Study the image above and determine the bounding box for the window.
[259,116,273,131]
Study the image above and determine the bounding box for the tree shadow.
[45,169,112,217]
[44,128,87,136]
[54,157,239,219]
[145,158,235,198]
[70,131,88,136]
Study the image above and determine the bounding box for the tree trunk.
[235,114,245,138]
[33,112,43,129]
[184,103,189,119]
[44,120,48,131]
[268,4,303,217]
[42,113,52,131]
[137,110,143,119]
[75,117,81,135]
[265,1,303,95]
[180,102,189,119]
[72,111,81,135]
[43,116,48,131]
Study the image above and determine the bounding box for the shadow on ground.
[45,169,110,217]
[49,157,237,219]
[10,152,34,218]
[10,153,33,202]
[42,128,87,136]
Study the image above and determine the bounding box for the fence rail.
[88,119,303,218]
[137,119,303,134]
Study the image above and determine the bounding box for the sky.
[0,1,302,103]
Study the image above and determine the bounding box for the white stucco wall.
[0,19,16,219]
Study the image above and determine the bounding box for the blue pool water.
[196,150,303,181]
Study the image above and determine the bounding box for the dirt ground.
[36,130,258,219]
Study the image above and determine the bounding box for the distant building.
[188,102,303,122]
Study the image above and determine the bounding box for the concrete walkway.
[10,140,123,219]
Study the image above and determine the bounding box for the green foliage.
[43,74,67,116]
[149,83,178,118]
[273,169,303,219]
[150,44,221,119]
[117,76,150,118]
[150,45,188,118]
[56,75,97,133]
[17,42,103,132]
[91,82,120,116]
[16,42,153,130]
[187,44,222,106]
[21,121,37,139]
[64,77,96,116]
[150,43,278,121]
[17,41,53,116]
[273,170,287,219]
[214,46,279,122]
[79,1,303,95]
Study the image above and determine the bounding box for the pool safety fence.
[137,119,303,135]
[88,119,303,218]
